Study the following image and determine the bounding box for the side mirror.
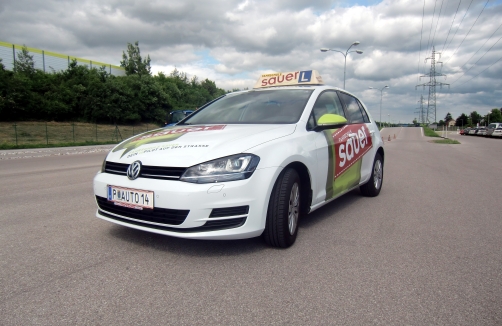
[313,114,348,132]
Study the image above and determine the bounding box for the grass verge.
[0,121,160,149]
[431,139,461,144]
[0,140,118,150]
[423,126,441,137]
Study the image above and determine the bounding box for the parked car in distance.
[460,128,466,135]
[491,127,502,138]
[486,122,502,137]
[477,127,487,136]
[165,110,195,127]
[468,128,478,135]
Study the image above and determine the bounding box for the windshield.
[181,89,313,125]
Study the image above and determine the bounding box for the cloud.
[0,0,501,123]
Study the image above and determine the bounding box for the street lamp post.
[321,42,363,89]
[368,85,389,128]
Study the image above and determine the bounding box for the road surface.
[1,130,501,325]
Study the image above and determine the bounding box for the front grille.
[104,161,127,175]
[98,211,246,233]
[209,206,249,218]
[104,162,186,180]
[96,196,189,226]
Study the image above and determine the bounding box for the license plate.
[107,185,154,210]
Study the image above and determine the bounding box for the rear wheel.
[263,168,300,248]
[360,153,383,197]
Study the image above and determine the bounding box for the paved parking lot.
[1,128,501,325]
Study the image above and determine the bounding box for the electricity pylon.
[416,46,449,124]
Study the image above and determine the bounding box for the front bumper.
[93,167,278,240]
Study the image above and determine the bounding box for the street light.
[368,85,389,128]
[320,41,363,89]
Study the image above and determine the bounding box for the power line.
[424,0,440,74]
[451,22,502,84]
[444,0,490,65]
[430,0,448,54]
[443,0,474,55]
[441,0,462,53]
[416,0,427,104]
[456,53,502,87]
[451,34,502,84]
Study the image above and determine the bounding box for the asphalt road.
[1,130,501,325]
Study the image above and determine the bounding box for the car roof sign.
[254,70,323,89]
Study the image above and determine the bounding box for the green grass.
[0,140,119,150]
[423,126,441,137]
[0,121,161,149]
[431,139,461,144]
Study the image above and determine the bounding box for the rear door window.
[337,92,365,124]
[357,100,371,123]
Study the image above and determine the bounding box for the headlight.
[180,154,260,184]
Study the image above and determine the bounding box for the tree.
[470,111,482,125]
[488,108,502,123]
[455,113,468,127]
[444,112,453,122]
[120,41,151,77]
[412,118,418,125]
[0,58,10,116]
[14,45,36,75]
[438,120,445,127]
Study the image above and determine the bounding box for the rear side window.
[357,100,371,123]
[338,92,365,124]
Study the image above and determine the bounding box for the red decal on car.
[333,124,373,178]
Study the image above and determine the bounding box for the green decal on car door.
[322,129,335,200]
[324,124,373,200]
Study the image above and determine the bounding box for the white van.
[486,122,502,137]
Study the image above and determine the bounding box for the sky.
[1,0,502,124]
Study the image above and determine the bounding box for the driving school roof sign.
[254,70,323,88]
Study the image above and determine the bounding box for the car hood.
[106,124,296,167]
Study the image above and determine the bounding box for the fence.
[0,122,159,146]
[0,41,126,76]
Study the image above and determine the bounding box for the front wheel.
[360,153,383,197]
[263,168,301,248]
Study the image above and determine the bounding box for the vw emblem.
[126,161,142,180]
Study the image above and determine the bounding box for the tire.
[360,153,383,197]
[263,168,301,248]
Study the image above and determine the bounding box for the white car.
[492,127,502,137]
[93,70,385,247]
[486,123,502,137]
[476,127,487,136]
